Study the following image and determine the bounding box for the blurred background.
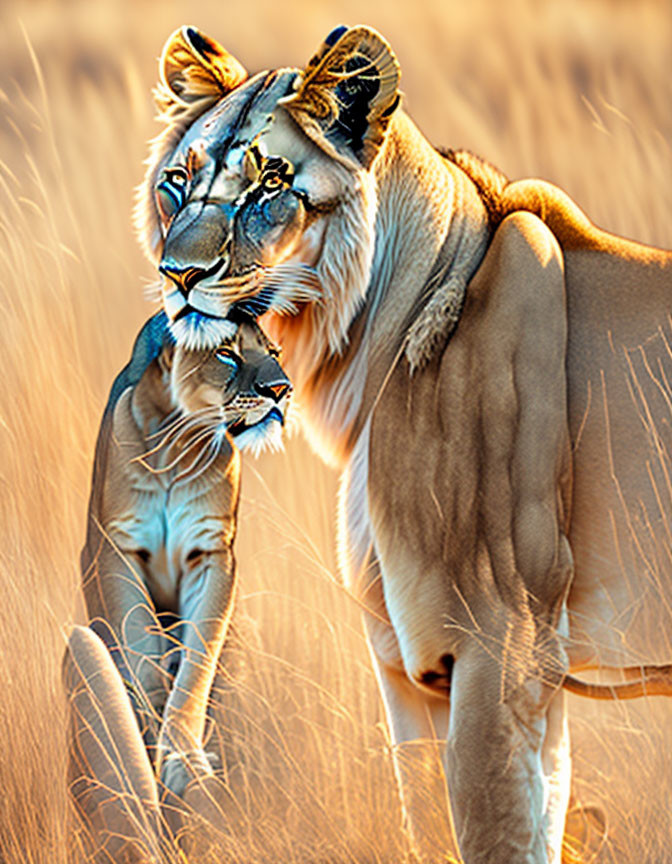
[1,0,671,861]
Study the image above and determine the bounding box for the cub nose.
[255,380,292,402]
[159,263,208,297]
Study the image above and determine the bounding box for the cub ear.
[157,26,248,109]
[281,25,401,170]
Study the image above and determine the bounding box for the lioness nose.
[256,380,292,402]
[159,263,208,297]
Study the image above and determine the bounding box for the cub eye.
[215,348,240,372]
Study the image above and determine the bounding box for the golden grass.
[0,0,671,861]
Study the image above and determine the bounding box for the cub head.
[171,319,292,455]
[136,24,401,357]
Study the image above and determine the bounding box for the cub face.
[171,319,292,454]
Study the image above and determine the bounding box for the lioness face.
[138,26,401,351]
[171,320,292,454]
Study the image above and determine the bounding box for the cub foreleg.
[82,540,172,751]
[157,547,237,799]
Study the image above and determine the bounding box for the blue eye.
[215,349,240,372]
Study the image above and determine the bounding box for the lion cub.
[79,316,290,797]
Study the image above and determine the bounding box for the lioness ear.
[158,26,248,108]
[281,25,401,170]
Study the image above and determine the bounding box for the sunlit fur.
[233,417,284,457]
[6,5,672,864]
[79,317,291,801]
[139,23,672,864]
[172,319,292,456]
[169,311,238,351]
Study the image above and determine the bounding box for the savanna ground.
[1,0,672,861]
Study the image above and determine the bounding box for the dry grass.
[0,0,671,861]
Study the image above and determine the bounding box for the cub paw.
[159,747,218,800]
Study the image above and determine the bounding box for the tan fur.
[80,321,289,803]
[63,626,165,863]
[158,26,248,108]
[138,25,672,864]
[280,27,401,170]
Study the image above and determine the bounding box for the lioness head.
[136,25,401,355]
[171,319,292,454]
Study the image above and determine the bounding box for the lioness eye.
[164,168,188,186]
[263,173,282,190]
[156,166,189,227]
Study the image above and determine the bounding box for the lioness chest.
[99,390,238,612]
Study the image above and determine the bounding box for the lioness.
[133,24,672,863]
[80,315,291,799]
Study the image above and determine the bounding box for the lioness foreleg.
[444,631,571,864]
[369,641,456,859]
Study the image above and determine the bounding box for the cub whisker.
[134,409,219,461]
[144,405,214,441]
[174,435,222,486]
[135,426,217,475]
[173,433,214,485]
